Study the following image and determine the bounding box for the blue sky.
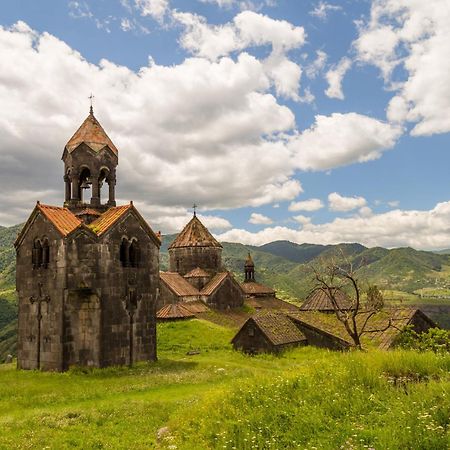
[1,0,450,249]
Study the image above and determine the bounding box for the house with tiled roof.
[15,107,160,371]
[159,214,245,310]
[299,287,353,312]
[232,312,307,354]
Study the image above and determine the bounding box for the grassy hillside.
[0,319,448,449]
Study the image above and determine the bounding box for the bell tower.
[62,106,118,214]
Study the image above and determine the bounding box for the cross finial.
[88,93,95,115]
[193,203,197,217]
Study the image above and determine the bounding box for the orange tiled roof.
[184,267,210,278]
[160,272,200,297]
[168,215,222,249]
[157,303,195,320]
[200,272,229,296]
[88,204,131,236]
[241,281,275,296]
[65,112,118,155]
[38,203,82,236]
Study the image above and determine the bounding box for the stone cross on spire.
[193,203,197,217]
[88,93,95,115]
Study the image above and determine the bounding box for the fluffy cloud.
[289,113,402,171]
[173,10,305,99]
[328,192,366,212]
[288,198,323,212]
[354,0,450,136]
[325,57,351,100]
[135,0,169,21]
[217,201,450,250]
[249,213,273,225]
[305,50,327,79]
[0,21,304,227]
[292,215,311,226]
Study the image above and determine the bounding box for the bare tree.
[312,259,392,350]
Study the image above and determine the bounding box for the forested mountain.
[1,224,450,359]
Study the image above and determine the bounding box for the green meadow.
[0,319,448,450]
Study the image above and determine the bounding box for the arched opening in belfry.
[99,168,109,205]
[79,167,92,203]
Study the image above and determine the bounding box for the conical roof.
[245,252,254,267]
[65,110,118,155]
[168,215,222,249]
[300,287,353,312]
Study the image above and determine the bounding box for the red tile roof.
[168,215,222,249]
[182,301,210,314]
[38,203,82,236]
[160,272,200,297]
[184,267,210,278]
[88,204,131,236]
[200,272,229,296]
[65,112,118,155]
[157,303,195,320]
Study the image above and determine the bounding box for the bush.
[398,326,450,353]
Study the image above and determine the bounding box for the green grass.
[0,319,448,449]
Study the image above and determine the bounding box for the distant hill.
[1,223,450,359]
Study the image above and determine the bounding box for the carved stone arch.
[41,236,50,269]
[32,238,43,269]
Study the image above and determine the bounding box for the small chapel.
[15,107,160,371]
[159,214,245,310]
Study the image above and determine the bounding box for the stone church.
[15,107,161,371]
[159,214,245,309]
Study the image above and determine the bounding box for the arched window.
[129,240,140,268]
[42,238,50,269]
[32,239,42,269]
[120,238,129,267]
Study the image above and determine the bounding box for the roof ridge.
[168,215,222,249]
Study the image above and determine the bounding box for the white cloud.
[135,0,169,21]
[324,57,351,100]
[288,198,323,212]
[309,2,342,21]
[0,21,303,227]
[68,1,93,19]
[388,200,399,208]
[293,215,311,226]
[305,50,327,79]
[217,200,450,250]
[289,113,402,171]
[249,213,273,225]
[354,0,450,136]
[328,192,366,212]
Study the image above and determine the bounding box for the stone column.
[63,175,71,204]
[107,174,116,206]
[71,171,80,202]
[90,172,100,207]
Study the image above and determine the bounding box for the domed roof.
[65,109,118,155]
[168,215,222,249]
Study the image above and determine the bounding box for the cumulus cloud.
[305,50,327,79]
[288,199,323,212]
[292,215,311,226]
[354,0,450,136]
[289,113,402,171]
[249,213,273,225]
[173,10,305,99]
[328,192,366,212]
[325,57,351,100]
[0,21,304,227]
[217,201,450,250]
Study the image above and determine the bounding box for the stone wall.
[203,275,244,310]
[169,246,222,276]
